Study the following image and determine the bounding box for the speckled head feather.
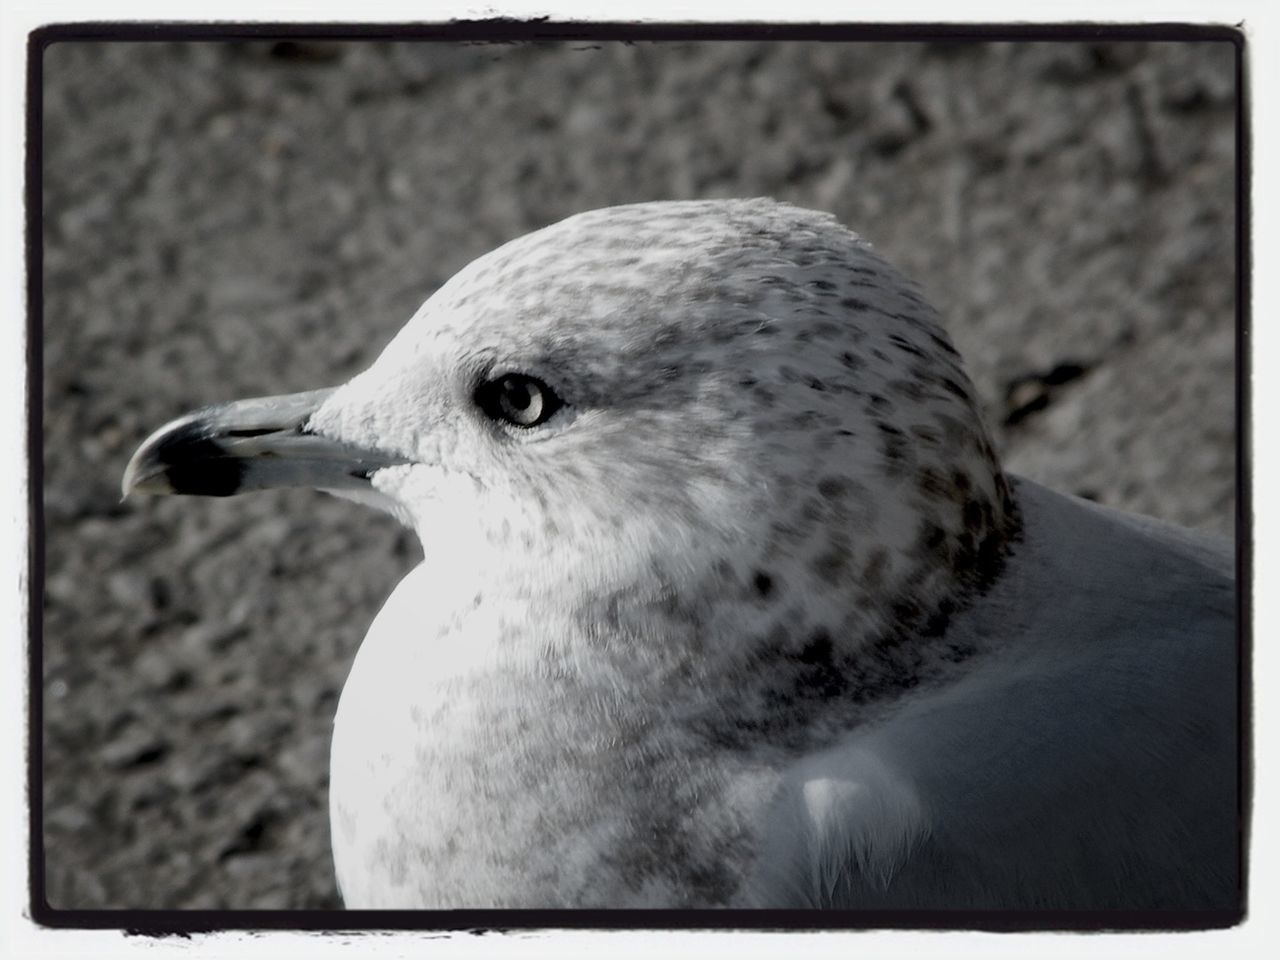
[302,200,1021,906]
[312,198,1015,665]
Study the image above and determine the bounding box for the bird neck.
[556,503,1022,755]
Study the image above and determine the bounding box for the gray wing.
[751,480,1239,910]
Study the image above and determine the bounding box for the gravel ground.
[40,37,1238,911]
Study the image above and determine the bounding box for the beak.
[122,388,411,498]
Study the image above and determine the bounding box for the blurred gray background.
[41,38,1237,910]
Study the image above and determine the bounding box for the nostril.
[223,427,281,438]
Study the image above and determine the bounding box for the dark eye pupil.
[504,380,533,409]
[478,374,562,428]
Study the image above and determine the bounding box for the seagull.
[123,199,1239,912]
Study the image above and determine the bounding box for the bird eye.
[476,373,563,428]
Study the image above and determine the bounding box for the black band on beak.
[123,388,412,498]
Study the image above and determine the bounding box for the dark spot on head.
[877,422,902,436]
[817,476,848,500]
[840,352,864,371]
[797,628,834,665]
[963,496,994,532]
[888,335,926,359]
[890,597,923,631]
[929,332,959,355]
[784,628,847,699]
[888,378,926,401]
[915,468,951,500]
[753,571,776,598]
[923,597,954,637]
[880,438,910,470]
[912,517,954,569]
[920,519,948,555]
[976,525,1003,569]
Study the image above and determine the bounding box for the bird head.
[124,199,1016,664]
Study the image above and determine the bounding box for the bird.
[122,198,1239,912]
